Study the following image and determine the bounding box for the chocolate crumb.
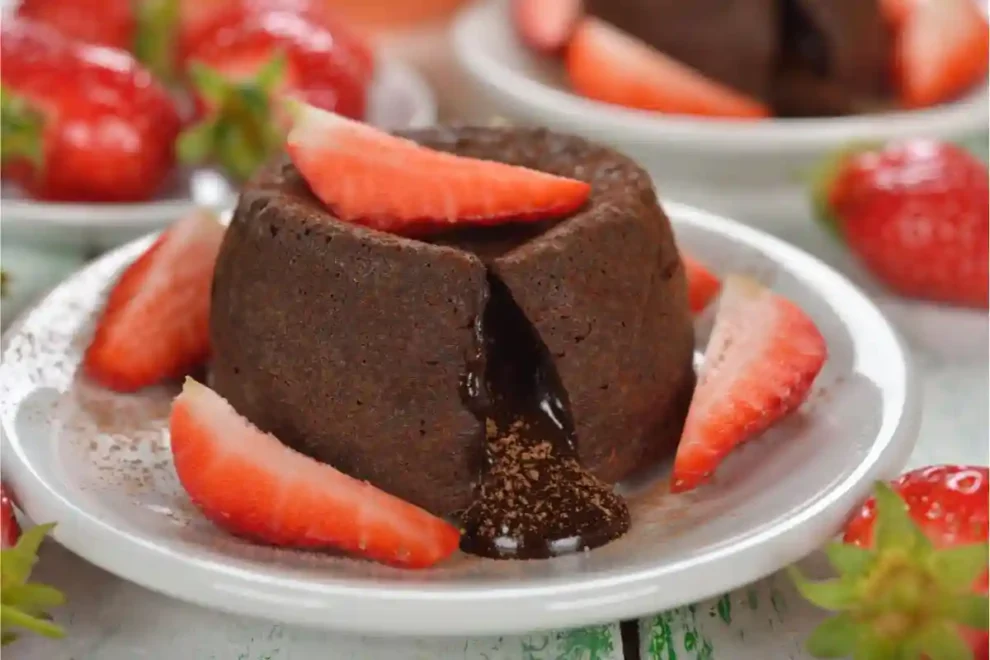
[459,275,629,559]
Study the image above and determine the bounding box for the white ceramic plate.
[0,203,921,637]
[0,57,437,250]
[452,0,990,230]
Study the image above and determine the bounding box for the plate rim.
[452,0,990,154]
[0,203,922,636]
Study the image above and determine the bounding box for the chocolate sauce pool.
[459,276,630,559]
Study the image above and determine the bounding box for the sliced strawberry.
[169,379,461,568]
[286,102,592,235]
[1,485,20,550]
[896,0,990,108]
[512,0,583,54]
[84,210,225,392]
[880,0,914,28]
[671,276,827,493]
[566,18,770,119]
[681,253,721,314]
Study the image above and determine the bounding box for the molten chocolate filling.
[459,275,630,559]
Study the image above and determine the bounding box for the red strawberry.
[170,379,461,568]
[124,0,375,84]
[681,253,721,315]
[792,466,989,660]
[15,0,136,51]
[671,276,827,493]
[512,0,583,54]
[84,210,225,392]
[880,0,914,28]
[0,483,65,644]
[0,19,181,202]
[896,0,989,108]
[176,0,374,77]
[814,140,989,308]
[565,18,770,119]
[177,8,370,181]
[286,102,592,235]
[1,485,20,550]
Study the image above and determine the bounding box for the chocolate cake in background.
[209,127,695,529]
[584,0,892,117]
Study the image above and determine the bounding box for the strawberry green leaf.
[134,0,179,83]
[929,542,990,591]
[177,119,219,167]
[1,523,52,584]
[788,567,856,611]
[2,584,65,614]
[826,541,875,577]
[216,121,265,182]
[917,622,976,660]
[1,522,65,646]
[872,482,931,555]
[181,59,287,181]
[805,613,861,657]
[0,86,46,171]
[941,593,990,631]
[852,629,897,660]
[0,604,64,642]
[188,63,232,110]
[807,141,881,241]
[255,51,288,95]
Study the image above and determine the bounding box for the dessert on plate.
[210,125,696,521]
[81,103,827,568]
[512,0,990,118]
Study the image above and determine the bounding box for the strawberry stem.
[133,0,180,83]
[178,55,288,181]
[0,86,45,171]
[790,482,990,660]
[807,141,882,242]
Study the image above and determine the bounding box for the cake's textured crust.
[210,127,695,517]
[211,167,489,516]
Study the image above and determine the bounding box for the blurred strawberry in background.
[16,0,137,51]
[0,18,182,202]
[814,140,989,309]
[177,5,372,181]
[16,0,376,83]
[315,0,468,29]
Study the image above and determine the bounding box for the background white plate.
[0,203,921,637]
[452,0,990,232]
[0,57,437,250]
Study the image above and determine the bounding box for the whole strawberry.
[0,19,181,202]
[815,140,989,308]
[177,7,371,181]
[173,0,374,80]
[791,465,989,659]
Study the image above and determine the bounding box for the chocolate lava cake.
[209,127,695,537]
[584,0,892,116]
